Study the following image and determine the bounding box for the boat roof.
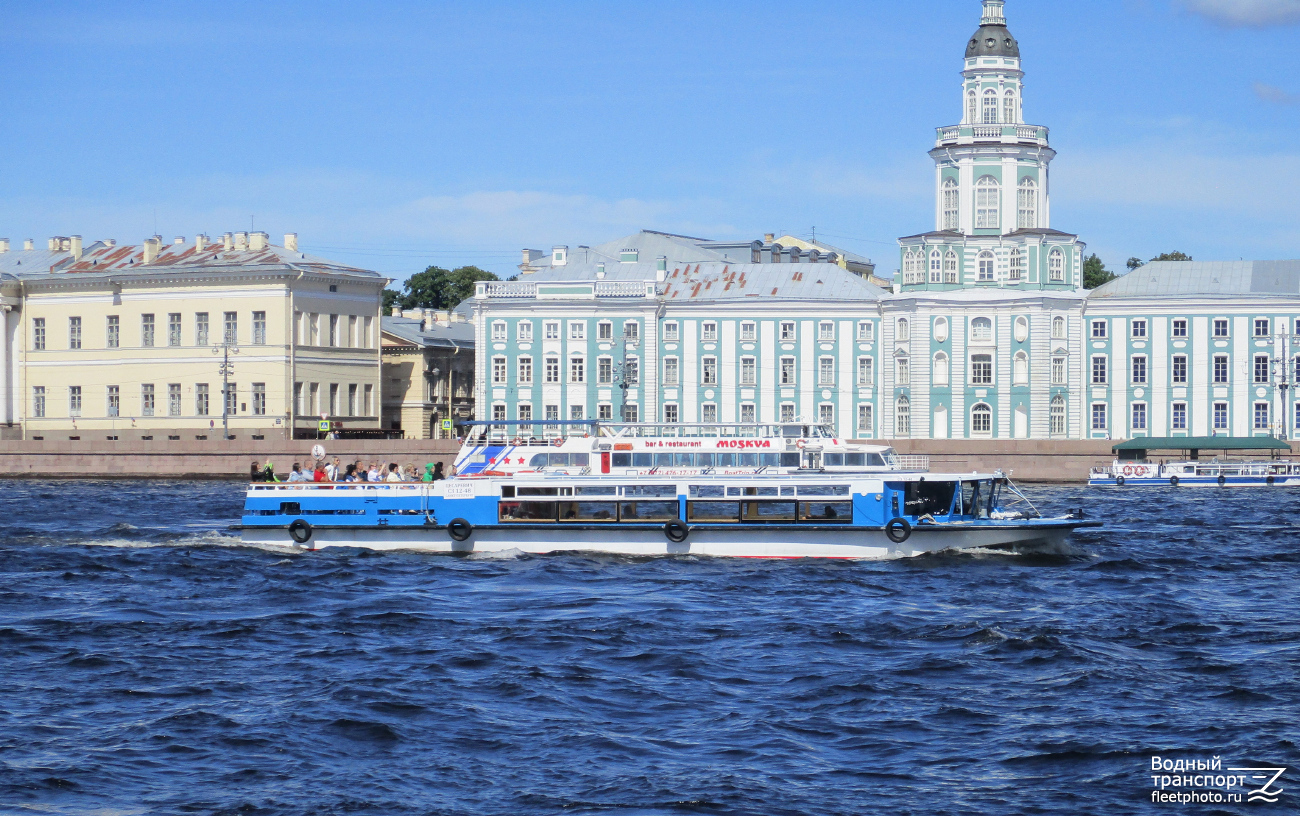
[1113,436,1291,452]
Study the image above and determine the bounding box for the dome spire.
[981,0,1006,26]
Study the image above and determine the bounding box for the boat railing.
[890,455,930,472]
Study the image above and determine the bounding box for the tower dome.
[965,0,1020,58]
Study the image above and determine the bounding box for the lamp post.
[1270,327,1292,440]
[213,340,240,440]
[616,325,640,425]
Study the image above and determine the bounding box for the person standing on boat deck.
[325,458,339,482]
[386,463,401,482]
[342,464,357,482]
[262,460,278,483]
[404,463,417,481]
[432,462,445,481]
[287,463,305,482]
[367,462,382,482]
[421,463,436,482]
[312,461,328,482]
[250,461,262,482]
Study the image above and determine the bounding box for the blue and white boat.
[1088,436,1299,487]
[242,421,1098,559]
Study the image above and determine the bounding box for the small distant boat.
[1088,436,1298,487]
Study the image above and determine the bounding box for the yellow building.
[380,307,476,439]
[0,232,387,441]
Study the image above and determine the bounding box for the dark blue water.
[1,480,1296,815]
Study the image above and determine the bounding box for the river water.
[0,480,1296,815]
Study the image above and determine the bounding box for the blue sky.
[1,0,1297,281]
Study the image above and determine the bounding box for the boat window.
[761,453,781,467]
[620,501,679,521]
[742,486,780,497]
[654,453,675,467]
[798,502,852,523]
[798,485,850,496]
[675,453,694,467]
[611,453,631,467]
[518,487,559,496]
[960,481,979,515]
[696,453,716,467]
[741,501,797,521]
[781,425,802,438]
[687,501,740,522]
[737,453,759,467]
[500,502,557,522]
[689,485,727,498]
[865,453,886,467]
[632,453,653,467]
[623,485,678,498]
[571,454,590,467]
[715,453,736,467]
[529,453,550,468]
[279,501,301,515]
[501,486,516,498]
[576,486,617,496]
[905,481,956,517]
[780,453,800,468]
[824,453,844,467]
[557,502,617,522]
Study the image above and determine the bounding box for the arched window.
[896,396,911,438]
[1052,316,1066,339]
[1004,91,1017,124]
[929,250,942,284]
[943,250,958,283]
[934,317,950,343]
[1013,351,1029,385]
[1017,178,1037,229]
[1050,395,1066,435]
[983,89,998,123]
[977,251,996,282]
[971,403,993,434]
[975,176,1000,229]
[896,318,910,342]
[902,251,918,284]
[967,92,977,124]
[942,178,960,230]
[971,317,993,342]
[933,352,950,386]
[1009,248,1023,281]
[1049,248,1065,282]
[1014,316,1029,343]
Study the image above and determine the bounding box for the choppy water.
[0,480,1297,815]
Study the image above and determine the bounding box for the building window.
[492,357,507,385]
[1013,351,1028,385]
[971,354,993,385]
[569,356,585,383]
[740,404,756,424]
[1091,403,1107,431]
[1295,356,1300,384]
[1132,319,1147,339]
[1051,357,1065,385]
[903,251,921,285]
[33,318,46,351]
[1213,355,1229,384]
[896,357,911,386]
[222,312,237,345]
[32,386,45,418]
[1130,402,1147,431]
[1131,356,1147,384]
[702,357,718,385]
[518,357,533,384]
[567,322,584,341]
[1050,395,1065,435]
[518,322,533,342]
[251,383,266,416]
[141,384,155,417]
[1255,402,1271,430]
[780,357,796,386]
[740,321,756,342]
[700,403,718,423]
[196,384,209,416]
[544,322,559,340]
[162,313,179,347]
[141,314,154,347]
[622,404,638,423]
[943,178,959,230]
[1049,249,1064,282]
[494,404,508,423]
[780,321,796,341]
[930,251,942,284]
[1172,402,1187,430]
[1051,317,1066,339]
[363,384,373,416]
[818,357,834,385]
[625,358,639,385]
[1017,178,1037,229]
[1004,91,1017,124]
[1172,319,1187,337]
[623,322,639,342]
[101,315,119,349]
[895,397,911,437]
[818,404,834,427]
[975,176,1000,229]
[1213,319,1229,338]
[1091,320,1107,339]
[1009,248,1023,281]
[1091,356,1108,385]
[896,318,909,342]
[967,91,977,123]
[663,404,679,424]
[1255,355,1271,383]
[781,404,796,423]
[106,385,120,417]
[943,250,958,284]
[702,322,718,341]
[741,357,756,386]
[599,321,615,341]
[69,386,82,417]
[933,352,949,386]
[596,404,611,421]
[69,317,82,349]
[253,312,267,345]
[570,404,584,422]
[971,403,992,434]
[858,357,874,386]
[1255,318,1271,337]
[544,357,560,383]
[857,321,874,342]
[977,251,995,282]
[167,384,181,416]
[491,321,507,342]
[597,357,612,385]
[818,321,835,342]
[982,89,998,123]
[1213,402,1228,430]
[971,317,992,342]
[857,404,873,434]
[196,312,209,346]
[1168,354,1187,384]
[226,384,238,415]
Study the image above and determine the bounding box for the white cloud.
[1178,0,1300,27]
[1254,81,1300,104]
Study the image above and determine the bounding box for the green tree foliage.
[1126,257,1145,271]
[1083,254,1116,290]
[390,266,499,311]
[381,288,401,313]
[1127,251,1193,272]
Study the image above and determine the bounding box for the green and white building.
[471,0,1300,442]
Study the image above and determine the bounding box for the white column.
[0,307,10,426]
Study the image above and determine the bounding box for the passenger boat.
[1088,436,1299,487]
[241,421,1099,558]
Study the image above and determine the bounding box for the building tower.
[898,0,1083,292]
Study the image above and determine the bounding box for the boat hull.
[1087,476,1300,487]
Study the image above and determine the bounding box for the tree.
[1150,251,1192,262]
[1126,257,1144,271]
[381,288,401,314]
[394,265,499,311]
[1083,254,1116,290]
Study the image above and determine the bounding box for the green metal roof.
[1113,437,1291,452]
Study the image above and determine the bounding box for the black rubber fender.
[1169,476,1179,487]
[288,519,313,544]
[885,517,912,544]
[1267,475,1276,486]
[664,520,689,543]
[1116,475,1125,486]
[447,518,473,542]
[1217,475,1227,487]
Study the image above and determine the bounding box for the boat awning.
[1113,437,1291,453]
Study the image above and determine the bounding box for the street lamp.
[213,340,240,440]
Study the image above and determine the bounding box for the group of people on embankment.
[250,457,446,483]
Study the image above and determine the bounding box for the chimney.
[222,232,233,251]
[249,231,269,251]
[48,238,59,251]
[70,235,83,260]
[24,239,34,251]
[284,233,298,252]
[234,232,248,251]
[765,233,775,242]
[195,234,208,252]
[173,236,185,245]
[142,237,161,264]
[0,239,9,253]
[391,306,402,317]
[596,262,605,279]
[656,255,667,272]
[103,239,116,248]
